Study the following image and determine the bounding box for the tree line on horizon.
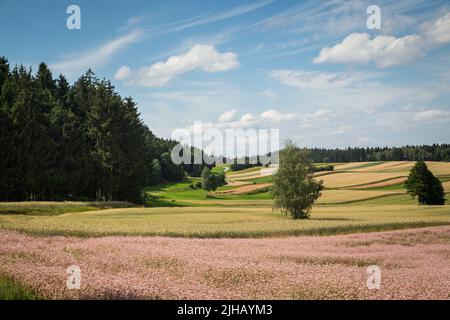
[0,58,210,203]
[308,145,450,163]
[227,144,450,172]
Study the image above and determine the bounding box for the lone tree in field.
[272,141,323,219]
[201,167,217,192]
[405,161,445,205]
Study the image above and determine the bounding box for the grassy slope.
[0,275,40,300]
[239,176,273,183]
[0,201,136,216]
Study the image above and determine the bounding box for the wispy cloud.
[269,69,377,89]
[183,108,297,133]
[168,0,274,32]
[218,108,238,122]
[412,109,450,122]
[50,29,143,76]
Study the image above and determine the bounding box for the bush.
[312,165,334,172]
[201,168,226,192]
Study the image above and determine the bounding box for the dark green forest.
[308,145,450,163]
[0,58,209,202]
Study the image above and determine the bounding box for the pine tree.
[113,97,149,202]
[0,57,12,200]
[149,159,162,185]
[160,152,185,182]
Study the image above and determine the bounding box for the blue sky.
[1,0,450,149]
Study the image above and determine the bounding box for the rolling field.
[220,160,450,201]
[318,172,408,189]
[1,205,450,238]
[0,201,137,216]
[1,161,450,299]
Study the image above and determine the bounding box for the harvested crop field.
[319,172,407,189]
[1,226,449,299]
[217,183,272,195]
[350,161,410,172]
[381,161,450,175]
[331,161,450,175]
[1,205,450,238]
[315,190,403,203]
[443,181,450,192]
[345,177,407,190]
[334,162,372,170]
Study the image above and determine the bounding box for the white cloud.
[269,69,374,89]
[313,33,424,68]
[412,109,450,122]
[260,109,296,122]
[117,44,240,87]
[114,66,131,80]
[218,108,238,122]
[422,12,450,45]
[311,109,333,120]
[240,113,255,122]
[313,12,450,68]
[183,109,296,134]
[50,29,142,76]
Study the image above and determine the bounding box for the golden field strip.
[318,172,408,189]
[1,205,449,238]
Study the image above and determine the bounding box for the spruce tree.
[405,161,445,205]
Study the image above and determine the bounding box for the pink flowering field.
[1,226,449,300]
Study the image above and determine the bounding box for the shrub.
[201,169,226,192]
[312,165,334,172]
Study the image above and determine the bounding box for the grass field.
[0,201,137,216]
[1,205,450,238]
[0,275,40,300]
[1,160,450,299]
